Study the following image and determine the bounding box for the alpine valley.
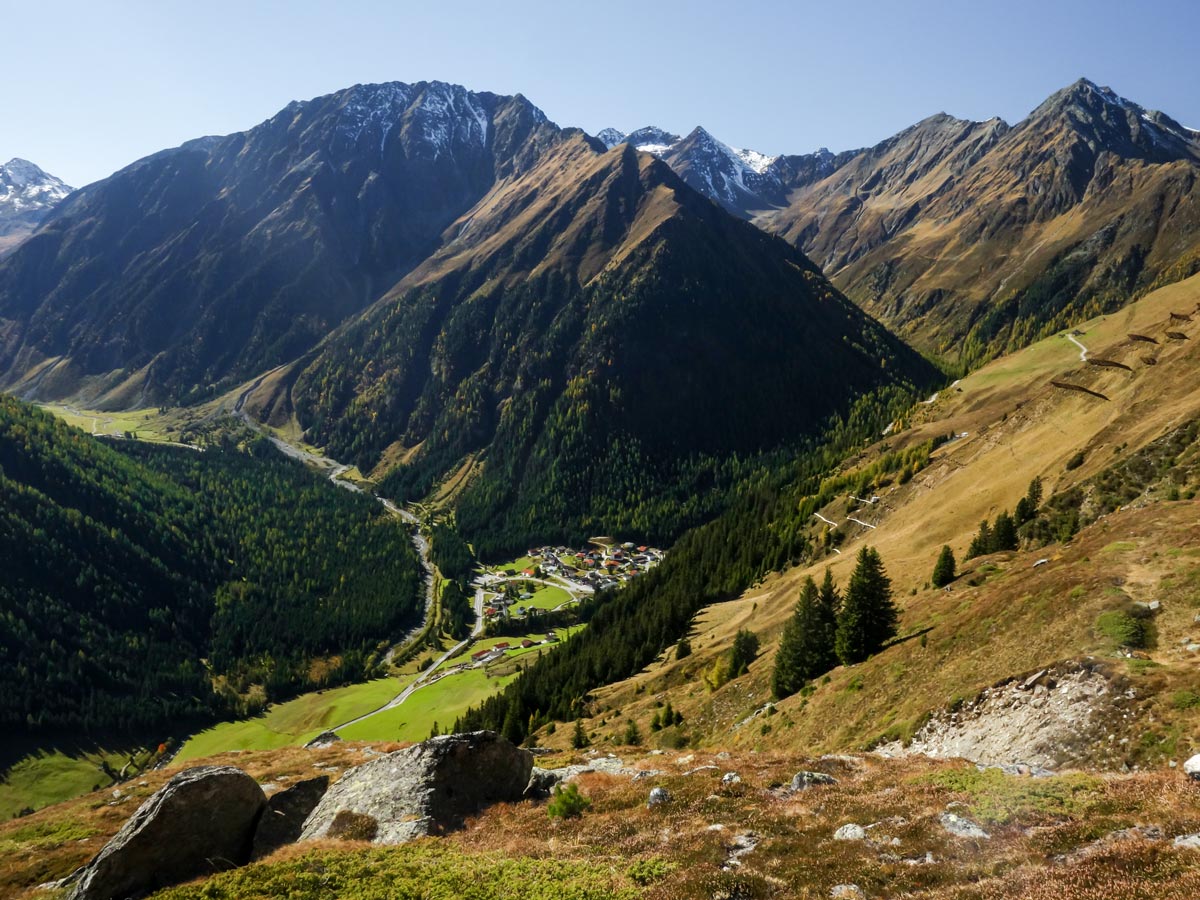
[4,74,1200,900]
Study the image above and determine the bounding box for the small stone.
[940,812,990,840]
[721,772,741,785]
[1184,754,1200,782]
[834,823,867,841]
[792,770,837,790]
[1174,833,1200,849]
[648,787,671,807]
[831,885,866,899]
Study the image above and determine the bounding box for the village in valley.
[464,539,666,666]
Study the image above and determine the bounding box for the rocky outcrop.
[68,766,266,900]
[251,775,330,859]
[299,731,532,844]
[875,662,1134,770]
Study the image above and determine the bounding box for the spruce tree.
[835,546,898,665]
[571,718,590,749]
[931,545,957,587]
[1015,477,1043,525]
[992,510,1018,551]
[816,567,841,656]
[772,575,840,700]
[772,578,813,700]
[967,520,993,558]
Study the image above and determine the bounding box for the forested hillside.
[292,139,938,557]
[0,398,422,740]
[456,386,930,738]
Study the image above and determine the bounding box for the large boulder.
[69,766,266,900]
[251,775,330,859]
[300,731,532,844]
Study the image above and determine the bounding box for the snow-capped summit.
[0,158,73,252]
[1,158,72,213]
[606,126,683,156]
[594,124,787,215]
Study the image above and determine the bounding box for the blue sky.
[5,0,1198,187]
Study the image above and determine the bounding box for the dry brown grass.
[563,274,1200,766]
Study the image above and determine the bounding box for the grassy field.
[514,584,573,613]
[490,555,539,574]
[337,669,519,742]
[0,749,132,820]
[9,743,1200,900]
[36,404,177,442]
[176,677,411,762]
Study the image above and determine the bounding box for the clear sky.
[4,0,1198,188]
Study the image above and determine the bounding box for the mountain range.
[0,81,935,556]
[604,78,1200,363]
[1,76,1198,554]
[0,158,72,256]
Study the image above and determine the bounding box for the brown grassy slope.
[568,272,1200,759]
[12,746,1200,900]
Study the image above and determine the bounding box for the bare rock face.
[68,766,266,900]
[251,775,330,859]
[875,662,1133,770]
[299,731,532,844]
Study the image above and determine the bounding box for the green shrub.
[1096,610,1146,649]
[626,857,676,885]
[547,783,591,820]
[1171,690,1200,710]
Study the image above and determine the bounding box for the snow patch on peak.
[731,146,779,174]
[336,82,413,151]
[411,82,491,157]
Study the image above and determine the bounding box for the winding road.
[1066,332,1089,361]
[230,373,439,670]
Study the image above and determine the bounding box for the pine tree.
[967,520,993,558]
[772,575,840,699]
[1015,477,1043,525]
[571,718,590,749]
[992,510,1018,551]
[931,545,957,587]
[501,694,525,745]
[835,546,898,665]
[771,582,808,700]
[623,719,642,746]
[816,567,840,656]
[729,629,760,677]
[675,638,691,660]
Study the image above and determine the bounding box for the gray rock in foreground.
[69,766,266,900]
[300,731,532,844]
[252,775,330,859]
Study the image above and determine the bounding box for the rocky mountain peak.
[0,158,72,211]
